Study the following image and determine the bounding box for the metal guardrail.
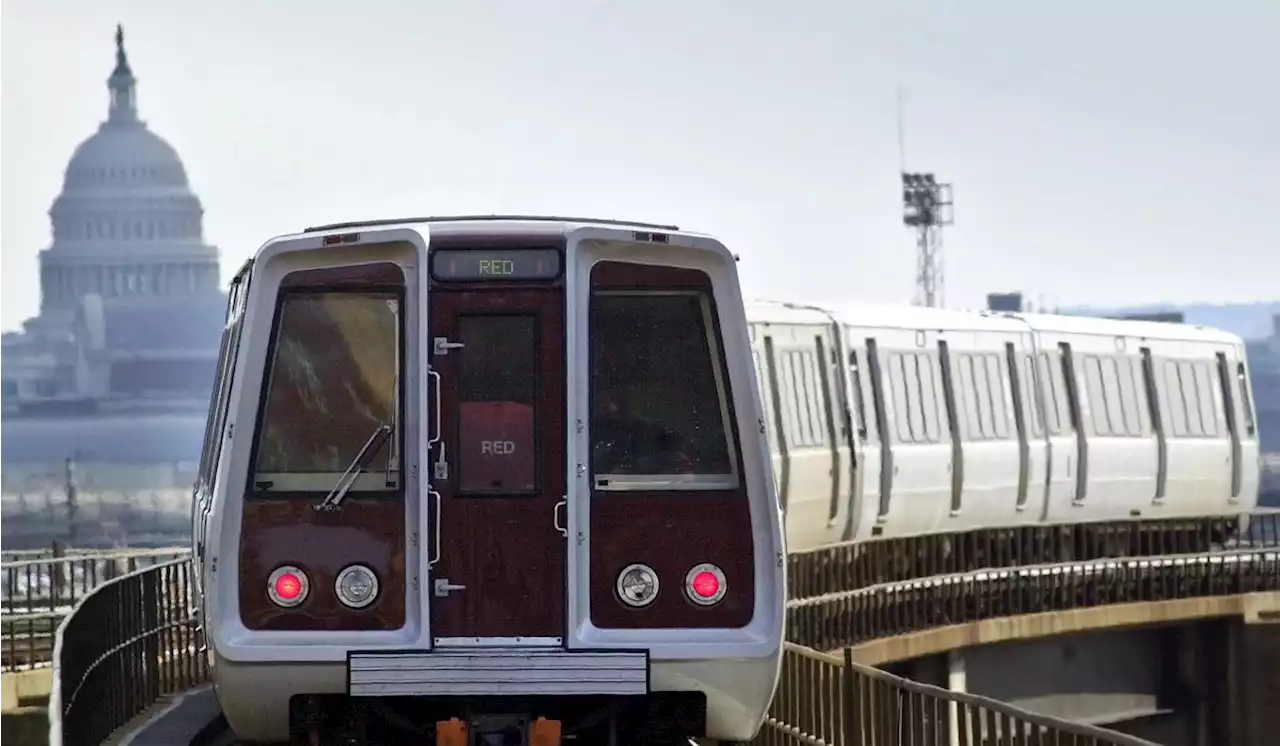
[2,545,190,671]
[788,546,1280,653]
[785,512,1279,652]
[49,558,204,746]
[787,514,1267,600]
[752,643,1160,746]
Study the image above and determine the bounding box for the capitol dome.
[39,25,219,314]
[62,123,191,193]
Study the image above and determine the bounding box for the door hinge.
[434,337,465,356]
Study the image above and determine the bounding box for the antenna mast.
[898,88,955,308]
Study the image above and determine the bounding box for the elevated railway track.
[23,510,1277,745]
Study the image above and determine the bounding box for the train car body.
[192,217,786,745]
[745,301,1262,551]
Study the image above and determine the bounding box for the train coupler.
[528,717,562,746]
[434,715,562,746]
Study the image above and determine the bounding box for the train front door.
[427,289,567,644]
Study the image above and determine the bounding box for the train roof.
[253,215,726,264]
[745,299,1244,345]
[303,214,685,235]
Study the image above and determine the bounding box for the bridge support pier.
[946,650,966,746]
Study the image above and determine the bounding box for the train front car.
[201,217,785,746]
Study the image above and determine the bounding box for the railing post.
[51,540,66,609]
[65,456,79,546]
[842,647,862,746]
[143,570,161,704]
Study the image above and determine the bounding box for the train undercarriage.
[288,692,711,746]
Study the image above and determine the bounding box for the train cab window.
[590,291,738,490]
[250,292,401,493]
[455,315,537,494]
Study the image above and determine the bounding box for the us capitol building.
[1,27,224,466]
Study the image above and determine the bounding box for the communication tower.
[901,172,954,308]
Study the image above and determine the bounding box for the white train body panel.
[745,302,1262,550]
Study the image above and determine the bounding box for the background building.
[2,27,221,546]
[1,26,224,432]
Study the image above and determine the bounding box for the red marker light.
[268,565,309,607]
[275,573,303,601]
[691,571,720,599]
[685,563,726,606]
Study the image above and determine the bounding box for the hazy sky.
[2,0,1277,332]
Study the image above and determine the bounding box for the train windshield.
[250,291,401,493]
[590,290,738,490]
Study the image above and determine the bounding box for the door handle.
[433,578,466,597]
[553,499,568,537]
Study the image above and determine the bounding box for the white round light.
[267,565,309,608]
[684,563,727,606]
[335,565,379,609]
[615,563,660,608]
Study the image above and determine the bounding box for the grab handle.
[428,489,442,568]
[428,369,442,445]
[553,499,568,538]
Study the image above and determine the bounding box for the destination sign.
[431,249,561,281]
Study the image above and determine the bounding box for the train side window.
[918,353,943,442]
[888,353,914,443]
[1021,355,1044,437]
[250,292,402,493]
[971,355,995,439]
[984,354,1010,439]
[196,323,232,487]
[847,349,869,439]
[1125,357,1149,435]
[197,272,249,490]
[1083,356,1109,436]
[1237,363,1257,437]
[1164,360,1190,437]
[800,350,827,445]
[1036,352,1065,435]
[456,315,537,494]
[1102,357,1128,436]
[589,291,737,489]
[1177,361,1206,436]
[1192,361,1218,437]
[905,354,927,441]
[955,355,979,439]
[865,338,890,447]
[780,351,807,447]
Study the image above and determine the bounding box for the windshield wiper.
[314,423,394,512]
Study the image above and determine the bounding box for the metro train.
[749,300,1262,553]
[192,214,1262,745]
[192,217,787,746]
